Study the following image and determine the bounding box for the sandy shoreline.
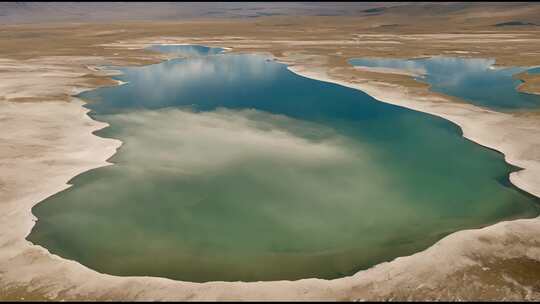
[351,65,426,77]
[2,38,540,300]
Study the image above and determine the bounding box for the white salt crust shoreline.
[1,41,540,300]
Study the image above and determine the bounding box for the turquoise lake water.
[528,67,540,74]
[28,45,540,282]
[349,57,540,111]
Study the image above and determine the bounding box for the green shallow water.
[29,45,540,282]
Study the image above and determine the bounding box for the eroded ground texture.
[2,2,540,301]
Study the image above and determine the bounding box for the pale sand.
[2,41,540,300]
[352,65,426,77]
[516,71,540,95]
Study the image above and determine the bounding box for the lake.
[28,45,540,282]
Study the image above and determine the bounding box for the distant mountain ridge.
[1,2,539,25]
[0,2,404,24]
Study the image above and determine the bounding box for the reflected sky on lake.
[87,52,279,114]
[349,56,540,110]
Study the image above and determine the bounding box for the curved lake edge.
[279,55,540,198]
[6,40,540,300]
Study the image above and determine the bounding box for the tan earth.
[516,71,540,95]
[2,3,540,301]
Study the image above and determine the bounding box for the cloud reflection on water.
[106,107,353,175]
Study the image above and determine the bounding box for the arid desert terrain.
[2,2,540,301]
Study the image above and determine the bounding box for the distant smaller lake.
[528,67,540,75]
[349,57,540,111]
